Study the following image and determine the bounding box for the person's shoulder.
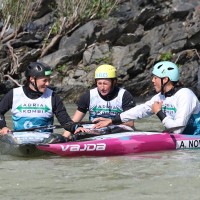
[117,87,129,94]
[174,88,199,102]
[80,90,90,98]
[122,88,132,95]
[122,89,134,100]
[78,90,90,103]
[44,88,55,97]
[13,86,23,93]
[7,88,14,93]
[0,88,14,101]
[85,89,91,94]
[51,90,57,97]
[46,87,53,92]
[5,88,15,96]
[176,88,196,96]
[89,88,97,93]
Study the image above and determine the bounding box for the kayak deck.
[1,131,200,157]
[37,131,200,157]
[0,132,54,157]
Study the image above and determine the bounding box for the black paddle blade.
[42,133,67,144]
[163,126,185,133]
[72,125,133,141]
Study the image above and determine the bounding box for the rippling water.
[1,104,200,200]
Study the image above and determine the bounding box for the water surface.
[0,104,200,200]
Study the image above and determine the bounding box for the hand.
[93,117,108,123]
[62,130,72,138]
[92,118,112,129]
[74,127,90,134]
[0,127,11,135]
[152,101,163,114]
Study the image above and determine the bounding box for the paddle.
[11,123,186,144]
[10,121,96,133]
[35,124,186,144]
[11,125,63,132]
[162,126,185,133]
[72,126,133,141]
[73,125,186,141]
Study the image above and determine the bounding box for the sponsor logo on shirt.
[17,104,50,113]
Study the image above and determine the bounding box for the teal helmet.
[152,61,180,82]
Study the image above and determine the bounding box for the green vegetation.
[0,0,120,36]
[57,64,68,73]
[95,55,112,65]
[0,0,120,58]
[0,0,41,31]
[56,0,119,21]
[55,0,120,34]
[160,52,173,61]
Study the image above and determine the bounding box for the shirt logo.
[17,104,50,113]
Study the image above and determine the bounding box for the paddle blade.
[163,126,185,133]
[42,133,67,144]
[73,125,133,141]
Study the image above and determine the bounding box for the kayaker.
[92,61,200,135]
[72,64,136,131]
[0,61,80,137]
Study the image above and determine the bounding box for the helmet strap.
[161,78,169,95]
[111,79,117,87]
[30,78,43,94]
[108,79,117,94]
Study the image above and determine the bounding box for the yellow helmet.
[95,64,117,79]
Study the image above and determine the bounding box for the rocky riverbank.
[0,0,200,103]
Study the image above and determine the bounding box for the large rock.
[1,0,200,102]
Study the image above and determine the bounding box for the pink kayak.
[37,131,200,157]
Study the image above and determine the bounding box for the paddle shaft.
[11,125,63,132]
[163,125,185,133]
[10,121,96,132]
[74,125,186,141]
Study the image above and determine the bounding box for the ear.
[29,77,34,83]
[113,79,117,85]
[163,77,169,84]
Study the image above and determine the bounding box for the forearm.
[162,111,189,128]
[156,110,166,121]
[112,116,134,128]
[120,104,153,122]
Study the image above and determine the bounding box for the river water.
[0,104,200,200]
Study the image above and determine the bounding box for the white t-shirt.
[120,88,200,134]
